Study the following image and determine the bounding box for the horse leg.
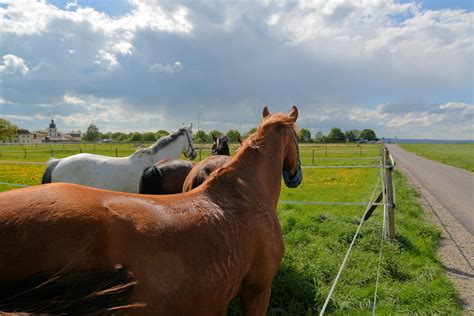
[239,284,272,316]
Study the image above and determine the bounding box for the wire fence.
[0,144,396,315]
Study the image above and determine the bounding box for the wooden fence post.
[51,148,54,157]
[115,148,118,157]
[312,149,315,166]
[199,148,202,161]
[385,146,395,240]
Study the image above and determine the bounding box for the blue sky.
[1,0,473,139]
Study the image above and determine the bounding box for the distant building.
[46,119,59,137]
[5,129,43,144]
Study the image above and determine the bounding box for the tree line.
[84,124,377,144]
[0,118,377,144]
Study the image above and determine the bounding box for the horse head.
[211,135,230,156]
[262,105,302,188]
[182,124,197,160]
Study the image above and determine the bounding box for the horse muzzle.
[283,160,302,188]
[186,150,197,160]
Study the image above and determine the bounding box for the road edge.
[394,157,474,314]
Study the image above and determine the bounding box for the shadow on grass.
[227,261,328,315]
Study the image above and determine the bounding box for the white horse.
[41,125,196,193]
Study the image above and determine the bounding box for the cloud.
[1,0,472,139]
[0,0,193,69]
[0,54,30,76]
[65,0,77,10]
[149,61,183,73]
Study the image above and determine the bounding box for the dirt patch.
[395,160,474,314]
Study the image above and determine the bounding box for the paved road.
[388,144,474,234]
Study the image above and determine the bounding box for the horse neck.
[130,134,185,166]
[207,132,285,210]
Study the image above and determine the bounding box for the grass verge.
[399,144,474,172]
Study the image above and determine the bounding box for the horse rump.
[41,159,60,184]
[0,264,145,314]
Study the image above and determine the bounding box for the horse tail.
[41,159,60,184]
[139,165,162,194]
[0,264,145,314]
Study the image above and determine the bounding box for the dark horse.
[139,133,235,194]
[0,106,302,314]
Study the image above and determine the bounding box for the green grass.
[0,144,461,314]
[400,143,474,172]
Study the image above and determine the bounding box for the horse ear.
[212,133,217,141]
[263,106,271,118]
[288,105,298,122]
[237,135,242,145]
[189,123,193,130]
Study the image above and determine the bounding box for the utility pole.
[197,112,201,131]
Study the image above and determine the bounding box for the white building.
[12,129,43,144]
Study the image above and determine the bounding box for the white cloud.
[0,54,30,76]
[0,0,193,69]
[58,93,166,130]
[0,97,12,104]
[149,61,183,73]
[65,0,77,10]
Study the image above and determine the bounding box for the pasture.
[399,143,474,172]
[0,143,460,314]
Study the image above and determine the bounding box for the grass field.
[0,143,461,314]
[399,143,474,172]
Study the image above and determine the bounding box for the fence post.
[325,146,328,156]
[94,143,96,151]
[384,147,395,240]
[312,149,315,166]
[199,148,202,161]
[115,148,118,157]
[24,148,27,159]
[80,148,82,153]
[51,148,54,157]
[359,146,362,156]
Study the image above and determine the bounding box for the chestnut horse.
[182,155,230,192]
[0,106,302,315]
[182,135,243,192]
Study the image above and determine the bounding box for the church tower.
[48,119,58,137]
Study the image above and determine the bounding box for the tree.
[83,124,100,141]
[209,130,223,138]
[111,132,127,141]
[129,132,143,142]
[299,128,312,143]
[155,130,169,140]
[143,132,157,142]
[195,130,208,143]
[101,132,112,140]
[327,128,346,143]
[0,118,18,142]
[360,129,377,141]
[226,129,241,143]
[345,129,360,142]
[314,131,325,143]
[244,128,257,137]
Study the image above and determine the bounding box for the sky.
[0,0,473,140]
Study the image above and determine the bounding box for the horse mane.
[132,127,188,156]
